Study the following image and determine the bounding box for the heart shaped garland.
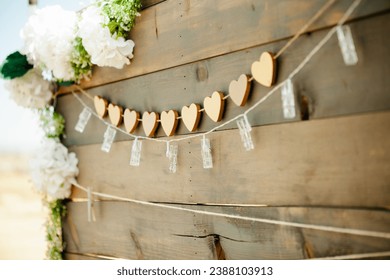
[108,104,123,127]
[142,112,159,137]
[124,108,139,133]
[251,52,276,87]
[229,74,252,106]
[91,51,277,137]
[94,96,108,118]
[204,91,225,122]
[181,103,201,132]
[161,110,179,136]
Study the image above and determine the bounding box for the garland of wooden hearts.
[93,52,275,137]
[81,0,359,140]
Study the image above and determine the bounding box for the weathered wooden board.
[58,13,390,146]
[142,0,165,9]
[64,253,105,260]
[69,111,390,207]
[59,0,390,261]
[63,202,390,259]
[58,0,390,91]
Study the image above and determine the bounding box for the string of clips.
[71,0,361,145]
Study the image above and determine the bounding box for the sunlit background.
[0,0,85,260]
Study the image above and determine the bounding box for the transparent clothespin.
[166,142,178,173]
[101,126,117,153]
[75,107,92,133]
[201,135,213,169]
[87,187,96,222]
[336,25,358,66]
[236,115,254,151]
[166,141,171,158]
[129,137,142,166]
[281,79,296,119]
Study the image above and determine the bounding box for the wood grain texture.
[141,0,166,9]
[58,0,390,91]
[64,253,106,260]
[57,13,390,146]
[59,2,390,260]
[63,202,390,259]
[69,111,390,207]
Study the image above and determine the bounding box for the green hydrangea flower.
[100,0,142,38]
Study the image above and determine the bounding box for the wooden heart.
[181,103,201,132]
[161,110,179,137]
[94,95,108,118]
[229,74,251,106]
[108,104,123,127]
[251,51,276,87]
[203,91,225,122]
[142,112,159,137]
[124,108,139,133]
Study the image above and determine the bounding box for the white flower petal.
[4,69,52,109]
[31,138,78,199]
[78,6,135,69]
[20,5,77,81]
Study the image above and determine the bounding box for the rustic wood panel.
[58,0,390,91]
[58,13,390,146]
[64,253,105,260]
[142,0,166,9]
[63,202,390,259]
[69,111,390,207]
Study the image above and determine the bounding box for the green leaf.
[0,51,33,80]
[57,80,75,87]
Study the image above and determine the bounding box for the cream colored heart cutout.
[161,110,179,137]
[203,91,225,122]
[124,108,139,133]
[94,95,108,118]
[108,104,123,127]
[142,112,159,137]
[251,51,276,87]
[229,74,251,106]
[181,103,201,132]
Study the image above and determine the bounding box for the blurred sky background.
[0,0,87,153]
[0,0,87,260]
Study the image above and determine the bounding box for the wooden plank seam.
[65,250,390,261]
[70,180,390,240]
[69,0,363,145]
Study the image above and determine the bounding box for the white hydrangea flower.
[31,138,79,200]
[78,6,135,69]
[20,5,77,81]
[4,69,52,109]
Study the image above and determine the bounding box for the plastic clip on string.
[129,137,142,166]
[87,187,96,222]
[101,126,117,153]
[74,107,92,133]
[236,115,254,151]
[336,25,358,66]
[167,143,178,173]
[201,135,213,169]
[281,79,296,119]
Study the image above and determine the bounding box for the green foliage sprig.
[100,0,142,38]
[0,51,33,80]
[71,37,93,82]
[46,199,67,260]
[38,107,65,139]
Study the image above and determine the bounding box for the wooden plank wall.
[57,0,390,259]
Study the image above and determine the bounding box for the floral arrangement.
[29,107,78,259]
[0,0,142,259]
[32,106,77,201]
[1,0,142,108]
